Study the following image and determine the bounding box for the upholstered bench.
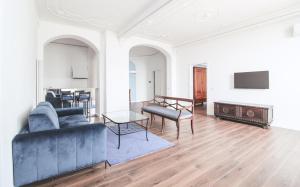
[141,96,194,139]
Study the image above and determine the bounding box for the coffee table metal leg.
[105,160,111,169]
[118,124,121,149]
[146,119,149,141]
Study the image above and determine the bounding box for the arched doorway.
[38,35,103,116]
[129,45,167,108]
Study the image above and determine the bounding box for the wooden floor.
[33,106,300,187]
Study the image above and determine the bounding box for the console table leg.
[263,125,269,129]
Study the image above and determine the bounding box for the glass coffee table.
[102,111,149,149]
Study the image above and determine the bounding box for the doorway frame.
[189,63,208,112]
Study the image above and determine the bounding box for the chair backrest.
[75,90,85,96]
[46,91,56,98]
[79,91,91,100]
[153,95,194,113]
[61,91,72,95]
[48,89,61,95]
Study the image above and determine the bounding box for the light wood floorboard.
[31,106,300,187]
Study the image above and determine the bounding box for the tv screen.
[234,71,269,89]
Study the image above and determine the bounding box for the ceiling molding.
[130,51,160,57]
[173,5,300,47]
[118,0,175,37]
[50,41,88,48]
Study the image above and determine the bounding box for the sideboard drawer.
[217,104,238,117]
[240,107,267,124]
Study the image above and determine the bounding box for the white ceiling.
[130,46,160,57]
[36,0,163,31]
[36,0,300,46]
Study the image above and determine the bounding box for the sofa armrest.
[12,123,106,187]
[55,107,84,117]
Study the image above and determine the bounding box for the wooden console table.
[214,101,273,128]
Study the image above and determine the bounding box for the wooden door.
[193,67,207,104]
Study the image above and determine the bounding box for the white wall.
[103,35,177,112]
[1,0,38,186]
[105,31,129,112]
[130,53,166,102]
[176,16,300,130]
[87,47,98,88]
[44,43,97,89]
[0,0,4,185]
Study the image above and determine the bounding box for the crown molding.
[174,5,300,47]
[118,0,175,37]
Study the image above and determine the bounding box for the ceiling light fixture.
[194,9,219,22]
[146,20,153,25]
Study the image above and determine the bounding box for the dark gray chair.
[45,91,62,108]
[60,91,74,108]
[75,90,91,117]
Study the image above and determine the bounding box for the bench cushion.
[142,105,192,120]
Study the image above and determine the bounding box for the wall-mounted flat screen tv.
[234,71,269,89]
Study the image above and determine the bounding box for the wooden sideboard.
[214,101,273,128]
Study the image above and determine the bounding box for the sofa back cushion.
[28,103,60,132]
[38,102,58,117]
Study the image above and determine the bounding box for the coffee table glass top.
[102,110,148,124]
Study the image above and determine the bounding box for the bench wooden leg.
[191,118,194,134]
[176,121,180,139]
[150,114,154,128]
[161,117,165,133]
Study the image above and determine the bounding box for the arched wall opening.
[37,33,104,115]
[129,45,167,103]
[44,38,98,89]
[123,37,176,107]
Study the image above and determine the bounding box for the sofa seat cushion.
[59,114,89,128]
[142,105,192,120]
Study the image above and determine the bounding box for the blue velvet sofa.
[12,102,107,187]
